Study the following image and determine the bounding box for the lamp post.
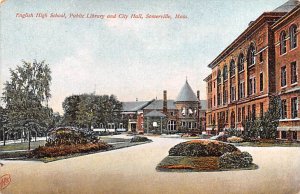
[160,117,163,134]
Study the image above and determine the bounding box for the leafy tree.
[2,60,52,149]
[0,106,8,145]
[62,94,123,130]
[243,95,281,140]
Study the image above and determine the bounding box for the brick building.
[204,0,300,140]
[273,3,300,140]
[143,80,207,134]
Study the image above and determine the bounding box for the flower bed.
[169,140,238,157]
[157,139,257,172]
[30,142,111,158]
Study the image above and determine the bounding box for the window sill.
[290,46,297,51]
[248,64,255,69]
[280,52,287,57]
[239,70,245,73]
[281,86,287,89]
[291,82,298,87]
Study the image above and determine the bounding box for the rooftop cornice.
[207,12,285,69]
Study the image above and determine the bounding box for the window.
[260,102,264,118]
[248,77,256,95]
[281,131,287,139]
[223,65,228,81]
[217,70,222,84]
[242,107,245,122]
[291,97,298,118]
[281,99,287,119]
[259,52,263,63]
[291,61,297,84]
[252,104,256,120]
[247,44,256,67]
[280,31,287,55]
[239,81,245,98]
[230,86,235,101]
[247,105,251,119]
[230,60,235,77]
[168,120,176,131]
[260,72,264,92]
[213,95,215,106]
[238,53,244,72]
[223,87,228,105]
[238,108,241,122]
[217,92,221,106]
[281,66,287,87]
[290,25,297,49]
[226,110,228,123]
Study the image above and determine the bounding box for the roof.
[272,4,300,30]
[122,100,153,112]
[200,100,207,110]
[144,110,166,117]
[176,80,198,102]
[144,100,176,110]
[273,0,300,12]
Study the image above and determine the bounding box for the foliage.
[169,140,239,157]
[62,94,123,129]
[130,136,150,143]
[243,95,281,139]
[46,127,99,146]
[2,60,52,148]
[227,136,244,143]
[225,128,242,137]
[219,151,253,169]
[30,142,111,158]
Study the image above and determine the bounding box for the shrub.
[225,128,243,137]
[219,151,253,169]
[30,142,111,158]
[227,136,244,143]
[169,140,239,157]
[130,136,150,143]
[46,127,99,146]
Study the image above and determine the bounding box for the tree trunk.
[28,130,31,150]
[3,129,5,146]
[35,131,37,142]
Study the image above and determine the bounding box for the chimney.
[163,90,167,114]
[197,90,200,100]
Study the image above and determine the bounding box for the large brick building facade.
[204,0,300,140]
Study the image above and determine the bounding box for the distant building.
[143,80,207,134]
[121,100,154,132]
[204,0,300,140]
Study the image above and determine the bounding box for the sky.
[0,0,288,113]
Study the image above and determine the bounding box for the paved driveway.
[1,136,300,194]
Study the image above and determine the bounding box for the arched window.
[247,44,256,67]
[280,31,287,54]
[290,25,297,49]
[238,53,244,72]
[223,65,228,81]
[230,60,235,77]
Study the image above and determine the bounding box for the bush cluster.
[169,140,239,157]
[130,136,150,143]
[227,136,244,143]
[30,142,111,158]
[46,127,99,146]
[219,151,253,169]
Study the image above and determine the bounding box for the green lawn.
[0,140,46,151]
[234,141,300,147]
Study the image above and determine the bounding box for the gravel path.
[0,136,299,194]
